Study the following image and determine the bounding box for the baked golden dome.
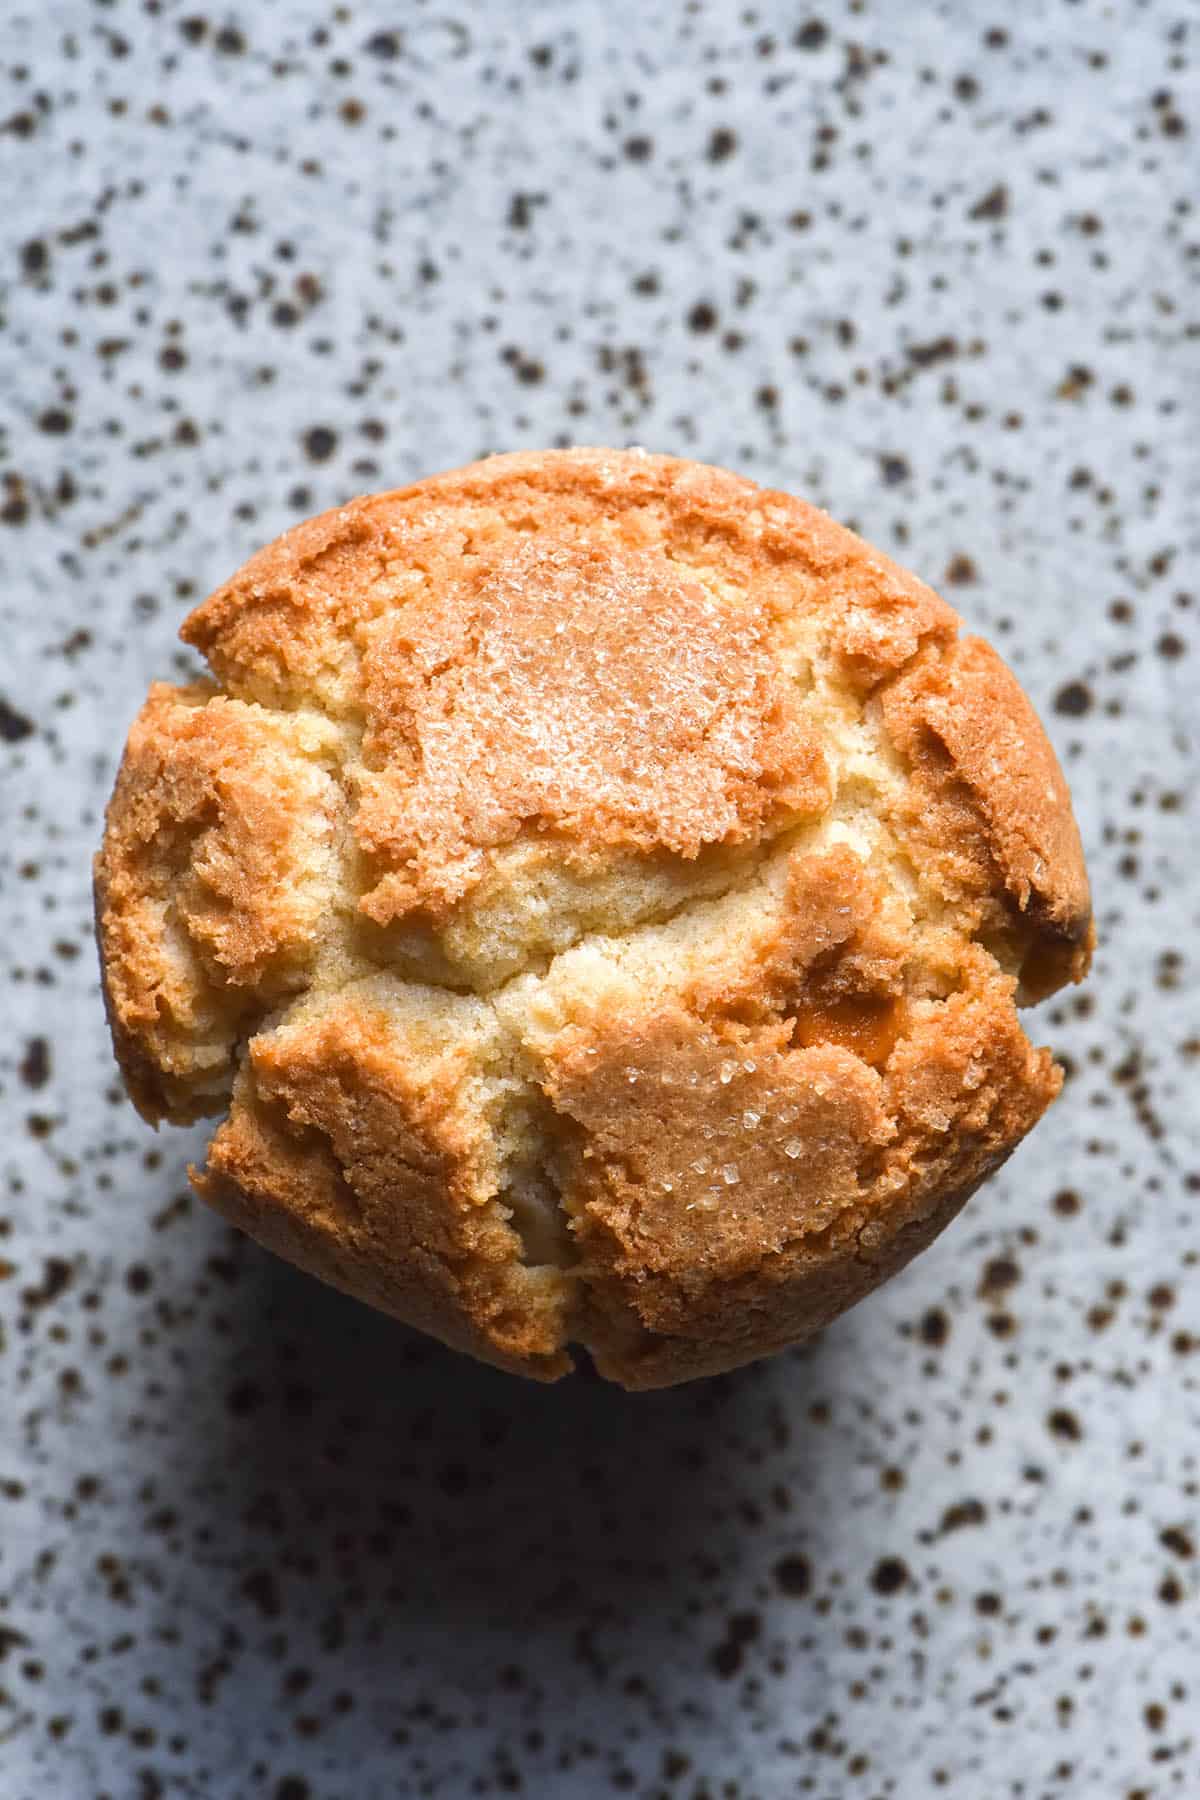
[95,450,1092,1387]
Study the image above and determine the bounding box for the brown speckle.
[0,698,35,742]
[18,1039,50,1089]
[1054,680,1092,717]
[968,183,1009,221]
[302,426,337,463]
[775,1554,811,1597]
[870,1557,910,1596]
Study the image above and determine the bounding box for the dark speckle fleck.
[774,1554,811,1597]
[969,183,1010,220]
[919,1306,950,1347]
[943,553,978,585]
[870,1557,910,1597]
[1054,680,1093,717]
[940,1497,987,1534]
[302,426,337,463]
[365,30,401,60]
[794,20,829,51]
[20,1257,72,1310]
[240,1570,282,1619]
[18,1038,50,1089]
[0,698,35,742]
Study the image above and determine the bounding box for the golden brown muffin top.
[96,449,1092,1386]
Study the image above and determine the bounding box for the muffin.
[94,449,1092,1388]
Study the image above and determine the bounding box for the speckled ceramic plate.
[1,3,1195,1796]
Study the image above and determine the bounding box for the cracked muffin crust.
[94,449,1093,1388]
